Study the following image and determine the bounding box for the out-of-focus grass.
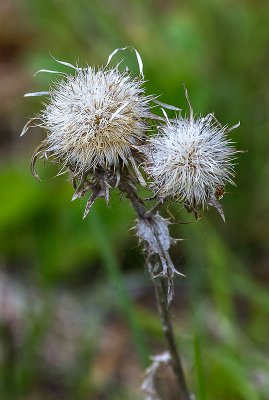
[87,210,149,367]
[1,0,269,399]
[182,219,269,399]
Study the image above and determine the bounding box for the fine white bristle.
[144,113,238,209]
[35,66,153,176]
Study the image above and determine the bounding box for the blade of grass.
[87,208,149,367]
[193,333,207,400]
[201,221,235,320]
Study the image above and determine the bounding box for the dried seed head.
[144,99,239,218]
[44,67,152,173]
[21,49,156,216]
[23,59,154,182]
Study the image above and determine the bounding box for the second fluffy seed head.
[145,113,238,212]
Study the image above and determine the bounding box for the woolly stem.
[120,180,190,399]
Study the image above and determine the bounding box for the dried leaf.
[141,352,171,400]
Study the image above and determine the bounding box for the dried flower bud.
[144,90,240,219]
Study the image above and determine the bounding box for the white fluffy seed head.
[144,114,238,209]
[38,66,153,175]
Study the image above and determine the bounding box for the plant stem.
[120,180,190,399]
[154,277,190,400]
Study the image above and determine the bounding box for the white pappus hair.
[22,49,154,183]
[144,97,239,216]
[43,67,152,175]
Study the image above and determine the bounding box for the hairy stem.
[120,180,190,399]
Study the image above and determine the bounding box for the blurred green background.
[0,0,269,399]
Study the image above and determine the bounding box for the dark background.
[0,0,269,399]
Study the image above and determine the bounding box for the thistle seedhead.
[22,47,156,193]
[21,49,156,215]
[144,91,239,219]
[28,66,152,180]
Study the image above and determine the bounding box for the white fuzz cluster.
[38,67,152,175]
[145,113,238,212]
[22,49,240,222]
